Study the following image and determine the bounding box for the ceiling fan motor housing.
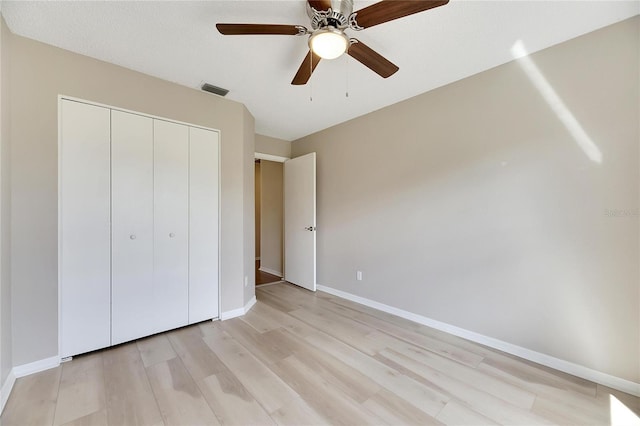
[307,0,354,30]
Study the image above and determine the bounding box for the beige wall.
[1,15,12,386]
[293,17,640,383]
[9,31,254,366]
[260,160,284,276]
[255,162,261,259]
[256,134,291,158]
[242,108,256,305]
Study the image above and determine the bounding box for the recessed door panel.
[189,127,219,323]
[60,99,111,357]
[153,120,189,332]
[111,110,155,345]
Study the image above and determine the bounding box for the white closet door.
[60,100,111,358]
[189,127,219,323]
[153,120,189,332]
[111,110,155,345]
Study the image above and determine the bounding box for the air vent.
[201,83,229,97]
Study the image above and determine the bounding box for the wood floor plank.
[376,348,552,425]
[268,397,329,426]
[274,284,484,368]
[477,354,613,420]
[435,401,498,425]
[60,409,108,426]
[238,304,283,332]
[531,394,611,425]
[302,327,449,417]
[145,357,219,425]
[246,300,312,335]
[254,288,301,313]
[0,366,61,426]
[479,349,597,397]
[167,325,228,381]
[318,290,498,358]
[102,343,164,426]
[361,388,444,425]
[264,328,382,404]
[201,323,306,414]
[248,298,319,339]
[53,353,106,426]
[269,354,384,425]
[289,308,388,356]
[219,318,292,365]
[197,370,276,426]
[318,298,485,367]
[371,331,537,409]
[136,335,177,368]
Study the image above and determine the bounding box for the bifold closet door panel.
[189,127,220,323]
[60,100,111,358]
[111,110,155,345]
[153,120,189,332]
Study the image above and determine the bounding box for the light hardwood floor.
[2,282,639,425]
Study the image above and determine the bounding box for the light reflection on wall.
[511,40,603,164]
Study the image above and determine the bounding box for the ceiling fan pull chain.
[345,55,349,98]
[310,54,314,101]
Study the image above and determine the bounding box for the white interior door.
[188,127,219,323]
[111,110,155,345]
[284,152,316,291]
[153,120,189,332]
[60,99,111,357]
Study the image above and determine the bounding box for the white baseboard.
[245,295,257,312]
[317,284,640,397]
[13,355,60,378]
[258,267,283,277]
[0,369,16,414]
[220,295,257,320]
[0,355,60,415]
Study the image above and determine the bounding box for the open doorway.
[255,159,284,285]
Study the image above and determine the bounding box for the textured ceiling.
[2,1,638,141]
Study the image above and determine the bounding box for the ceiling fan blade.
[351,0,448,29]
[348,39,399,78]
[291,51,321,85]
[216,24,305,36]
[307,0,333,11]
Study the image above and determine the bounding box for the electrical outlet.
[244,276,248,287]
[356,271,363,281]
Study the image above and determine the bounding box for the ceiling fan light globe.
[309,29,349,60]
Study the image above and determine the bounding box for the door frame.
[254,152,289,285]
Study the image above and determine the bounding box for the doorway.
[255,159,284,285]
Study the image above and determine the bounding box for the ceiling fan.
[216,0,449,85]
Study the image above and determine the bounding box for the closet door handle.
[169,233,175,238]
[130,235,136,240]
